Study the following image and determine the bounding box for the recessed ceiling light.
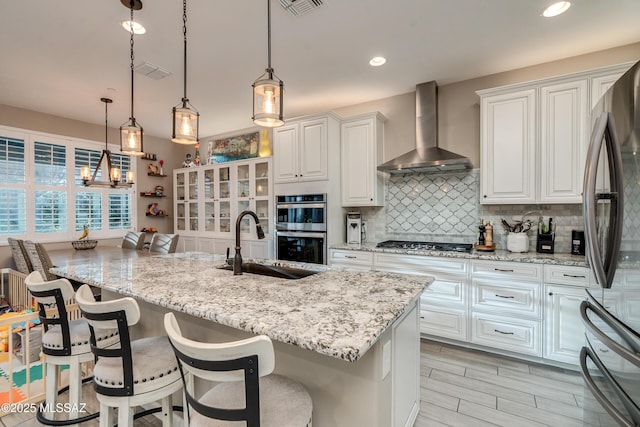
[542,1,571,17]
[369,56,386,67]
[122,20,146,34]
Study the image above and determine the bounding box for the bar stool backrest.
[75,284,141,396]
[8,237,33,274]
[149,233,179,254]
[122,231,145,250]
[23,240,56,281]
[164,312,275,425]
[25,271,76,356]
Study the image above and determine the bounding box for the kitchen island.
[51,251,431,427]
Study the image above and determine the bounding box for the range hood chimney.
[377,81,472,174]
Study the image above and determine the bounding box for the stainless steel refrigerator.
[581,59,640,427]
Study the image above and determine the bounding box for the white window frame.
[0,125,137,244]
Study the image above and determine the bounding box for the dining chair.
[23,240,57,281]
[148,233,179,254]
[25,271,119,425]
[75,284,182,427]
[7,237,33,274]
[121,231,145,250]
[164,312,313,427]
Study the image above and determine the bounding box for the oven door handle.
[580,345,640,427]
[276,231,326,239]
[276,203,327,209]
[580,299,640,365]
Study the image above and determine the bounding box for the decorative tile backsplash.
[356,169,587,253]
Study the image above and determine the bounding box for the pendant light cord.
[182,0,188,101]
[129,6,135,122]
[267,0,272,74]
[104,100,109,151]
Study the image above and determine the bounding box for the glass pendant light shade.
[172,100,199,144]
[253,72,284,127]
[120,119,144,156]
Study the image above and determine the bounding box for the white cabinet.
[329,249,373,271]
[478,62,633,205]
[174,157,273,258]
[543,264,590,365]
[539,79,589,203]
[273,113,339,183]
[373,253,469,341]
[341,112,386,207]
[470,260,542,356]
[479,88,536,204]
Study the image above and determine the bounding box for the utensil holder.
[536,232,555,254]
[507,233,529,253]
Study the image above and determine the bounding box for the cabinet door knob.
[484,195,487,198]
[548,292,553,296]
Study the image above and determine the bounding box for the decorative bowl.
[71,240,98,250]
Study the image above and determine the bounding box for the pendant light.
[120,0,144,156]
[172,0,199,144]
[80,98,135,188]
[252,0,284,128]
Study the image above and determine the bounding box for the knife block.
[536,232,555,254]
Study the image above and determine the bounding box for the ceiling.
[1,1,639,140]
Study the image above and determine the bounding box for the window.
[0,126,136,242]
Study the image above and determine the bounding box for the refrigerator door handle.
[580,345,640,427]
[583,112,624,289]
[580,298,640,362]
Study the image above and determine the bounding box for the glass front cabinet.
[174,157,272,256]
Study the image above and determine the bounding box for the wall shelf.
[140,192,166,198]
[146,213,169,217]
[147,173,167,178]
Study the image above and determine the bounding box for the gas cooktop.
[376,240,473,253]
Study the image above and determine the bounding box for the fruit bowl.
[71,240,98,250]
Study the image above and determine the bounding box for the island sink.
[218,262,319,280]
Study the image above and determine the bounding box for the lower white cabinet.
[543,284,587,364]
[373,253,469,341]
[543,264,590,365]
[329,248,595,366]
[329,249,373,271]
[177,236,272,259]
[471,312,541,356]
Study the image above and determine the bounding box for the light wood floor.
[1,339,610,427]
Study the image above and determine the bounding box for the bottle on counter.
[478,219,486,246]
[485,221,493,246]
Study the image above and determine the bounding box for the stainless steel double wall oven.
[275,194,327,264]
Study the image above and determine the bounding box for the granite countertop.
[331,243,589,267]
[50,252,431,363]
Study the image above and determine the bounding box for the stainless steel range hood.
[377,81,472,174]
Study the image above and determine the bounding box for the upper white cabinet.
[539,79,589,203]
[478,62,634,205]
[479,88,536,203]
[341,112,386,207]
[273,113,340,184]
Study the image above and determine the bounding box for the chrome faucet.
[234,210,266,275]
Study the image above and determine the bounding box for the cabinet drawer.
[420,306,467,341]
[374,253,468,276]
[544,265,590,287]
[472,260,542,281]
[472,279,541,319]
[471,312,541,356]
[330,250,373,268]
[421,276,467,307]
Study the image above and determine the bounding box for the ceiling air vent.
[280,0,323,16]
[134,62,172,80]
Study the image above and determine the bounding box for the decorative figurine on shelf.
[155,185,164,196]
[159,159,164,175]
[148,163,159,175]
[194,143,201,167]
[182,153,194,168]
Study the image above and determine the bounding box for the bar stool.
[75,285,182,427]
[121,231,145,250]
[164,312,313,427]
[148,233,179,254]
[25,271,119,425]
